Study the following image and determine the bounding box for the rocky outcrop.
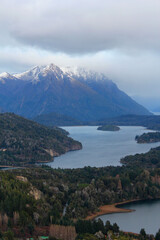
[30,186,43,200]
[151,175,160,185]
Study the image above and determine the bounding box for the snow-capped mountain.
[14,64,66,83]
[0,63,151,120]
[0,72,16,82]
[62,66,108,81]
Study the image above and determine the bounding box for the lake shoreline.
[85,199,143,220]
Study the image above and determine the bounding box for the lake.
[47,126,160,169]
[98,199,160,235]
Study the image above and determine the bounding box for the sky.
[0,0,160,105]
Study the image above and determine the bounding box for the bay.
[47,126,160,169]
[98,199,160,235]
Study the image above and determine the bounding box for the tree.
[139,228,147,240]
[112,223,119,233]
[155,229,160,240]
[105,220,111,232]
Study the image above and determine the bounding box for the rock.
[95,231,104,239]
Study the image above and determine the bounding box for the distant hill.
[0,64,151,121]
[0,113,82,166]
[94,114,160,130]
[34,112,84,127]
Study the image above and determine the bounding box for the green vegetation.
[9,165,160,221]
[0,160,160,238]
[121,146,160,168]
[135,132,160,143]
[0,113,82,166]
[1,112,160,238]
[97,125,120,131]
[75,219,137,240]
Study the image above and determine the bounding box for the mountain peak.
[45,63,59,71]
[41,63,63,78]
[13,66,43,82]
[0,63,151,119]
[0,72,16,83]
[13,63,64,83]
[0,72,11,78]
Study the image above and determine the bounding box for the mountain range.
[0,63,151,121]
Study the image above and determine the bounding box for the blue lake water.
[46,126,160,234]
[99,199,160,235]
[47,126,160,169]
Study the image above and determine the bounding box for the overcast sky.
[0,0,160,101]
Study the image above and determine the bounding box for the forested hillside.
[0,113,82,166]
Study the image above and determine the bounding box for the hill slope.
[33,112,84,127]
[0,113,82,166]
[0,64,151,121]
[95,114,160,130]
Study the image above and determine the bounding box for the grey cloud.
[0,0,160,54]
[0,0,160,106]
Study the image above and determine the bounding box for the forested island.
[135,132,160,143]
[97,125,120,131]
[0,113,82,166]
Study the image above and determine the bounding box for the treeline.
[75,219,160,240]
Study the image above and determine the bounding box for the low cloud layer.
[0,0,160,104]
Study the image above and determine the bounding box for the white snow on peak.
[13,63,64,83]
[41,63,63,78]
[0,72,10,78]
[14,66,43,82]
[0,72,16,83]
[61,66,109,82]
[7,63,110,84]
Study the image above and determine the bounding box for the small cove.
[98,199,160,235]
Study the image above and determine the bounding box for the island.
[135,131,160,143]
[97,125,120,131]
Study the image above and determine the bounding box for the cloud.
[0,0,160,104]
[0,0,160,54]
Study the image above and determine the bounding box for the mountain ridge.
[0,63,151,121]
